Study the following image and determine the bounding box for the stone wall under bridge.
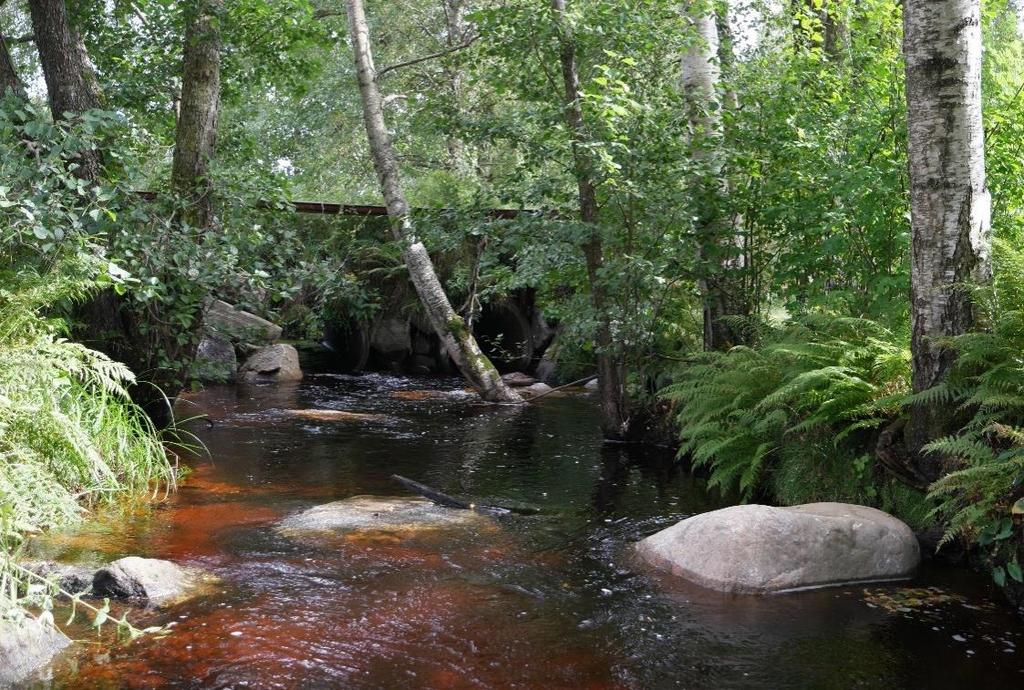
[323,290,555,376]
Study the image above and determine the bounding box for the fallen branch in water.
[391,474,540,516]
[391,474,470,509]
[524,374,597,403]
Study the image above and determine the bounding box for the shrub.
[661,314,928,522]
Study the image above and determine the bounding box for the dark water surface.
[27,374,1024,688]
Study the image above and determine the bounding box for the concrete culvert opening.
[323,321,370,373]
[473,302,534,373]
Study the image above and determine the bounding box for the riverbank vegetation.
[2,0,1024,614]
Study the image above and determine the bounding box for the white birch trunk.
[345,0,520,403]
[681,1,746,350]
[904,0,991,471]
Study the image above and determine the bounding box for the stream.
[25,372,1024,688]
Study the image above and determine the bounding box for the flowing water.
[25,373,1024,688]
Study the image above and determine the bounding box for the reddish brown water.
[26,373,1024,688]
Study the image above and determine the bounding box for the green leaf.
[1008,561,1023,583]
[993,565,1007,587]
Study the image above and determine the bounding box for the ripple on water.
[33,376,1024,689]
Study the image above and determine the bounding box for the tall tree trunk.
[441,0,473,175]
[27,0,101,180]
[551,0,628,440]
[172,0,222,230]
[904,0,991,480]
[28,0,185,425]
[345,0,520,403]
[0,31,24,96]
[820,0,848,60]
[681,1,746,350]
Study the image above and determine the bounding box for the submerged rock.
[92,557,204,606]
[0,615,71,686]
[21,561,95,594]
[636,503,920,593]
[240,344,303,383]
[282,409,383,422]
[518,382,554,399]
[278,496,483,536]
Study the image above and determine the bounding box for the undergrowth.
[0,263,176,627]
[925,240,1024,586]
[661,314,931,528]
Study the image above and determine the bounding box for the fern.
[924,240,1024,582]
[662,314,910,501]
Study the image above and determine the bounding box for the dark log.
[391,474,470,509]
[390,474,522,516]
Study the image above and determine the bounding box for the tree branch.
[376,33,479,78]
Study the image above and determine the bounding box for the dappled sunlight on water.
[25,373,1024,688]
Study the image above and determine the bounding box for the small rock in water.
[501,372,537,388]
[92,557,212,606]
[518,382,554,400]
[20,561,95,594]
[239,344,303,383]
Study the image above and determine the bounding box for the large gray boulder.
[205,299,282,344]
[239,344,303,383]
[191,336,237,383]
[278,496,482,536]
[92,557,201,606]
[636,503,920,593]
[0,616,71,686]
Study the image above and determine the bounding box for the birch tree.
[551,0,628,440]
[681,0,746,350]
[904,0,991,477]
[345,0,520,403]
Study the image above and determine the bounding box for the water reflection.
[24,374,1024,689]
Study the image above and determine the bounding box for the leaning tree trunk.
[27,0,101,181]
[172,0,222,229]
[551,0,628,440]
[904,0,991,480]
[681,1,746,351]
[345,0,520,403]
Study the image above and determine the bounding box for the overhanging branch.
[376,34,479,78]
